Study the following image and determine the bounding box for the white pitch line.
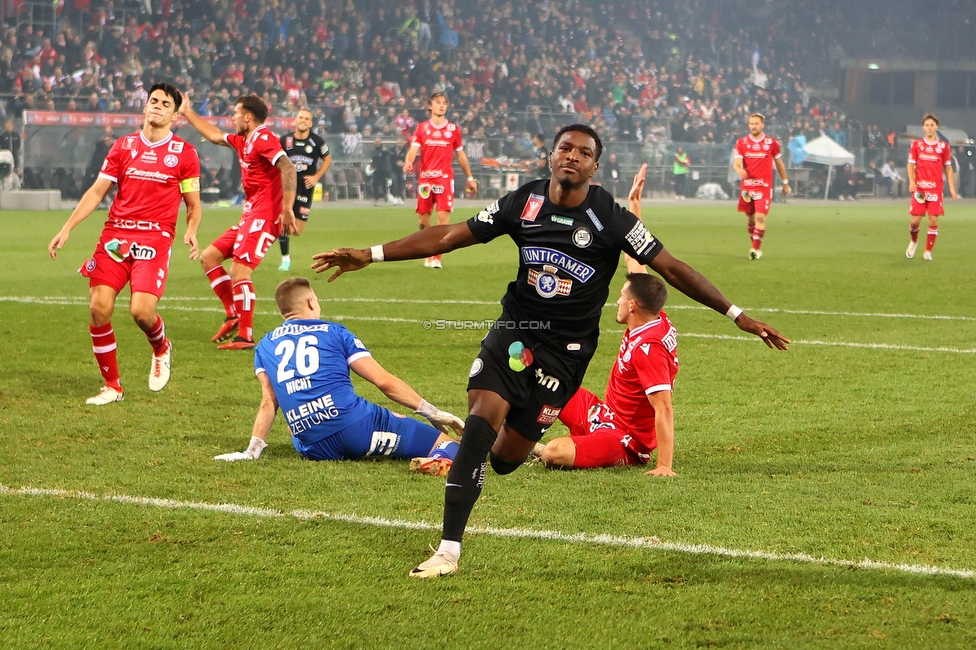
[2,296,975,355]
[3,294,976,322]
[2,484,972,580]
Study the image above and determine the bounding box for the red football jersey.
[98,131,200,237]
[410,119,463,181]
[908,137,951,192]
[226,125,285,217]
[603,311,679,450]
[734,134,781,183]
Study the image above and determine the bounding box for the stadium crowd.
[5,0,959,155]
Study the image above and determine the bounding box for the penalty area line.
[1,484,973,580]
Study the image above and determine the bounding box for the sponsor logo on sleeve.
[625,222,655,256]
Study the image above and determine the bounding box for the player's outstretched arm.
[649,248,790,350]
[350,356,464,436]
[214,372,277,461]
[311,222,481,281]
[275,155,298,236]
[179,93,230,147]
[644,391,677,477]
[182,189,202,260]
[624,164,649,274]
[49,178,114,259]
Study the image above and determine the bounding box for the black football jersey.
[280,132,330,179]
[466,180,663,343]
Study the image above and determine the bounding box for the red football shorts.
[909,191,944,217]
[416,179,455,214]
[81,233,174,298]
[558,387,602,437]
[558,386,655,468]
[571,431,645,468]
[211,209,279,270]
[737,178,771,216]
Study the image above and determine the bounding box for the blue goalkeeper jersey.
[254,319,374,445]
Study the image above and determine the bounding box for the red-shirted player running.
[48,83,202,405]
[906,113,957,261]
[403,93,477,269]
[733,114,790,260]
[180,94,298,349]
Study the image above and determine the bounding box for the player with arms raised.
[48,82,201,405]
[733,113,789,259]
[277,108,331,271]
[906,114,957,261]
[403,92,477,269]
[180,94,298,349]
[313,125,789,578]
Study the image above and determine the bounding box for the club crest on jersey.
[305,144,313,153]
[167,140,184,153]
[572,227,592,248]
[520,193,545,222]
[164,154,178,167]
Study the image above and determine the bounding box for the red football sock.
[144,314,168,356]
[90,323,122,391]
[926,228,938,252]
[233,279,255,341]
[752,228,765,251]
[909,225,920,243]
[748,224,756,244]
[206,265,236,318]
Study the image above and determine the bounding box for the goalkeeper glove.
[214,436,267,461]
[415,399,465,437]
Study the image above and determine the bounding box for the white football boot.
[149,343,171,392]
[86,386,124,406]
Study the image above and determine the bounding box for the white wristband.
[370,245,385,263]
[725,305,743,322]
[782,180,789,185]
[466,176,475,182]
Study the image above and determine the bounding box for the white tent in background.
[802,136,856,198]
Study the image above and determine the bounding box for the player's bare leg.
[130,291,171,391]
[924,214,939,260]
[540,437,577,468]
[907,214,923,258]
[87,285,124,405]
[201,245,238,342]
[417,211,439,268]
[219,262,257,349]
[750,212,767,259]
[411,389,510,579]
[426,209,451,268]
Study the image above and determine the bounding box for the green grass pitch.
[1,198,975,648]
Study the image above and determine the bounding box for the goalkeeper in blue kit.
[214,278,463,475]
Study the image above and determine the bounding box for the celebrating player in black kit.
[278,108,331,271]
[312,124,790,578]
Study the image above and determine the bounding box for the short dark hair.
[237,94,268,123]
[429,92,447,102]
[148,82,182,112]
[275,277,314,316]
[624,273,668,314]
[922,113,939,126]
[552,124,603,161]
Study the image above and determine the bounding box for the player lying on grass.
[539,166,678,475]
[214,278,464,475]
